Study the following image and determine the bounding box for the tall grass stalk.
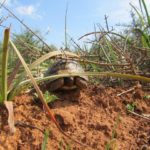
[65,3,68,49]
[0,28,16,134]
[8,71,150,101]
[10,40,60,130]
[1,28,9,103]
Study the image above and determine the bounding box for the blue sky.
[0,0,150,48]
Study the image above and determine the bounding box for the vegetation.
[143,94,150,100]
[44,91,58,104]
[105,114,121,150]
[0,0,150,149]
[126,103,136,112]
[41,130,50,150]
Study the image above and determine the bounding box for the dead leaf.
[4,101,16,134]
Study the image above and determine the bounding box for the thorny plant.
[78,0,150,84]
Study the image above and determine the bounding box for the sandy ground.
[0,85,150,150]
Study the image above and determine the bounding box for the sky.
[0,0,150,48]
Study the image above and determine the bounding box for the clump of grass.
[44,91,58,104]
[143,95,150,100]
[126,103,136,112]
[105,113,121,150]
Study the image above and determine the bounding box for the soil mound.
[0,85,150,150]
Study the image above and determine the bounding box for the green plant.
[44,91,58,104]
[41,130,49,150]
[78,0,150,81]
[0,28,16,134]
[8,71,150,101]
[1,29,88,146]
[1,28,9,103]
[130,0,150,48]
[10,39,60,127]
[64,3,68,50]
[143,95,150,100]
[0,28,62,134]
[126,103,136,112]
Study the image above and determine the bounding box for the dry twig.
[128,111,150,121]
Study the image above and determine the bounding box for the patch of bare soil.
[0,85,150,150]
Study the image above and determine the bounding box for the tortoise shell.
[44,59,88,91]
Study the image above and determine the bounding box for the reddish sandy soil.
[0,85,150,150]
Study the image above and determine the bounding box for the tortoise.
[44,59,88,91]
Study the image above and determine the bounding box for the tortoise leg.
[75,77,88,89]
[46,78,64,92]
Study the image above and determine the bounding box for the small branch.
[0,15,10,25]
[78,30,122,41]
[79,31,109,40]
[1,4,52,51]
[117,82,142,97]
[117,87,134,97]
[104,15,110,32]
[128,110,150,121]
[0,0,6,9]
[56,56,130,67]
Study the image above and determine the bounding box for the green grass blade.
[41,130,49,150]
[1,28,10,103]
[130,3,145,26]
[142,0,150,26]
[8,50,79,95]
[79,31,132,44]
[134,28,150,47]
[104,37,116,69]
[44,91,58,104]
[139,0,145,18]
[29,50,79,70]
[65,3,68,49]
[9,40,61,131]
[99,43,115,70]
[8,72,150,100]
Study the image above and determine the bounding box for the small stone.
[133,89,143,99]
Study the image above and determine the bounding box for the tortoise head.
[44,60,88,91]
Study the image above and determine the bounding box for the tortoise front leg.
[75,77,88,89]
[46,78,64,92]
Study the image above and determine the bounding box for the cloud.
[16,5,35,15]
[46,26,51,32]
[110,10,131,24]
[16,4,42,19]
[107,0,150,25]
